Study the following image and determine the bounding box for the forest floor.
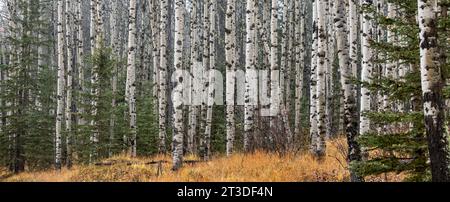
[0,138,405,182]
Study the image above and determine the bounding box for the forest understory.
[0,138,405,182]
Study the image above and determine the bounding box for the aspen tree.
[294,0,303,142]
[336,0,363,182]
[314,0,327,157]
[310,0,319,153]
[187,0,198,155]
[55,0,64,171]
[65,0,74,168]
[158,0,169,153]
[280,0,289,108]
[76,0,86,126]
[225,0,237,156]
[360,0,374,137]
[126,0,137,157]
[172,0,185,170]
[286,0,294,122]
[244,0,257,153]
[203,0,217,160]
[325,0,334,139]
[418,0,450,182]
[151,0,160,117]
[349,0,359,86]
[90,0,97,53]
[270,0,280,130]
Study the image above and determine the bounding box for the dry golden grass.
[0,138,405,182]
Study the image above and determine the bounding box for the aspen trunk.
[270,0,280,130]
[349,0,359,86]
[360,0,373,137]
[294,0,304,144]
[310,0,319,154]
[204,0,216,160]
[187,0,198,155]
[65,0,74,168]
[158,0,169,153]
[280,0,289,108]
[336,0,363,182]
[325,0,334,139]
[225,0,236,157]
[76,0,86,126]
[55,0,64,171]
[244,0,257,153]
[90,0,97,53]
[151,0,160,117]
[172,0,185,170]
[314,0,327,157]
[418,0,450,182]
[126,0,137,158]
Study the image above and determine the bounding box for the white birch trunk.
[158,0,169,153]
[310,0,319,154]
[225,0,236,157]
[126,0,137,158]
[244,0,257,153]
[270,0,280,130]
[360,0,374,137]
[172,0,185,170]
[77,0,86,126]
[294,0,304,143]
[314,0,327,157]
[187,0,198,155]
[336,0,363,182]
[204,0,216,160]
[55,0,64,170]
[418,0,450,182]
[151,0,161,117]
[349,0,359,83]
[65,0,74,168]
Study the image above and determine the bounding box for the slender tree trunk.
[65,0,74,168]
[418,0,450,182]
[349,0,359,87]
[225,0,236,157]
[77,0,86,126]
[55,0,64,171]
[280,0,289,110]
[314,0,327,157]
[325,0,335,139]
[204,0,216,160]
[200,0,210,157]
[158,0,169,153]
[270,0,280,130]
[294,0,304,145]
[172,0,185,171]
[286,0,294,128]
[126,0,137,158]
[151,0,160,117]
[310,0,319,154]
[244,0,257,153]
[90,0,102,162]
[187,0,197,155]
[108,0,119,158]
[90,0,97,53]
[336,0,364,182]
[360,0,374,138]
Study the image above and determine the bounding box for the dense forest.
[0,0,450,182]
